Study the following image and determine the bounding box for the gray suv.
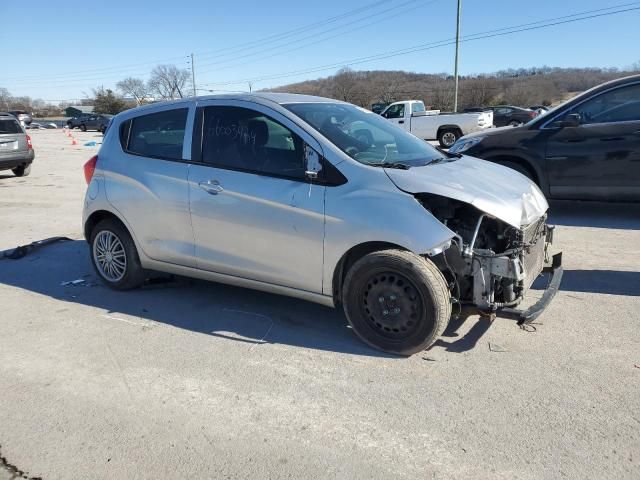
[0,112,35,177]
[82,94,562,355]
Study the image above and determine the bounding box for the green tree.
[93,88,129,114]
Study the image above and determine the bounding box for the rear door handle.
[634,130,640,136]
[198,179,223,195]
[398,120,405,124]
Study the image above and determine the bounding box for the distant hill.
[265,66,640,110]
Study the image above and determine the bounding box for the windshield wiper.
[375,162,411,170]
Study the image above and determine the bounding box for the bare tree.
[148,65,191,100]
[116,77,149,105]
[332,67,358,103]
[0,87,11,110]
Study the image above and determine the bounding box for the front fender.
[322,184,454,296]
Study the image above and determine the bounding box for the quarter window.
[201,106,305,180]
[126,108,187,160]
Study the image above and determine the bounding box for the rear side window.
[126,108,187,160]
[0,118,22,134]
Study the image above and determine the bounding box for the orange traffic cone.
[67,132,72,138]
[71,138,77,146]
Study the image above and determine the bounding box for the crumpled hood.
[385,156,548,228]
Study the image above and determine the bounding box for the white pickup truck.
[380,100,493,148]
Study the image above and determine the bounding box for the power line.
[0,0,395,83]
[199,3,640,87]
[196,0,430,71]
[192,0,393,61]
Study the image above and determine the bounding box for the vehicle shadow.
[559,270,640,297]
[0,240,395,358]
[548,200,640,230]
[430,312,493,353]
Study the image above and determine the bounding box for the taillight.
[529,111,537,118]
[84,155,98,184]
[26,135,33,150]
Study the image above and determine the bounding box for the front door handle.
[198,180,223,195]
[398,120,405,124]
[634,130,640,136]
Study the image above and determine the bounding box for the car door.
[104,104,196,267]
[382,103,408,130]
[545,82,640,201]
[188,101,326,293]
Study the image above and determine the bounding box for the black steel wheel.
[342,249,451,355]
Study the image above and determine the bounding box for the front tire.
[508,120,522,127]
[90,219,145,290]
[498,160,534,182]
[12,164,31,177]
[342,249,451,356]
[438,128,460,148]
[80,124,87,132]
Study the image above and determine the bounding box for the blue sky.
[1,0,639,102]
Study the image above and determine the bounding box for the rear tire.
[80,124,87,132]
[89,218,145,290]
[12,164,31,177]
[438,128,461,148]
[342,249,451,356]
[508,120,522,127]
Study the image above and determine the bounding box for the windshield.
[0,119,23,134]
[284,102,444,167]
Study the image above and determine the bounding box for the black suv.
[67,114,112,133]
[450,75,640,201]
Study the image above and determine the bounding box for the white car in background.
[380,100,493,148]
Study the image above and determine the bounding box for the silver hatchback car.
[82,93,562,355]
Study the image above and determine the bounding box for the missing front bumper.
[499,252,563,324]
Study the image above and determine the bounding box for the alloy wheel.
[93,230,127,282]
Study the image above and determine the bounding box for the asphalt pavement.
[1,129,639,479]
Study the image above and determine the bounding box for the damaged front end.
[417,194,563,324]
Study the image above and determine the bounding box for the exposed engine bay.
[416,193,554,314]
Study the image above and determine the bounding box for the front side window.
[201,106,305,180]
[561,83,640,125]
[127,108,187,160]
[383,103,405,119]
[285,102,444,168]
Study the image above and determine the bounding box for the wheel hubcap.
[93,230,127,282]
[361,272,423,339]
[442,132,456,146]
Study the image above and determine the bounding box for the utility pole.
[248,81,253,93]
[190,53,197,97]
[453,0,462,112]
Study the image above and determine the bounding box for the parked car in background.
[0,112,35,177]
[490,105,538,127]
[449,74,640,202]
[529,105,550,115]
[82,93,561,355]
[8,110,32,127]
[78,114,112,133]
[380,100,494,147]
[67,114,92,129]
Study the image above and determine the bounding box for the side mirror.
[304,144,322,180]
[555,113,581,128]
